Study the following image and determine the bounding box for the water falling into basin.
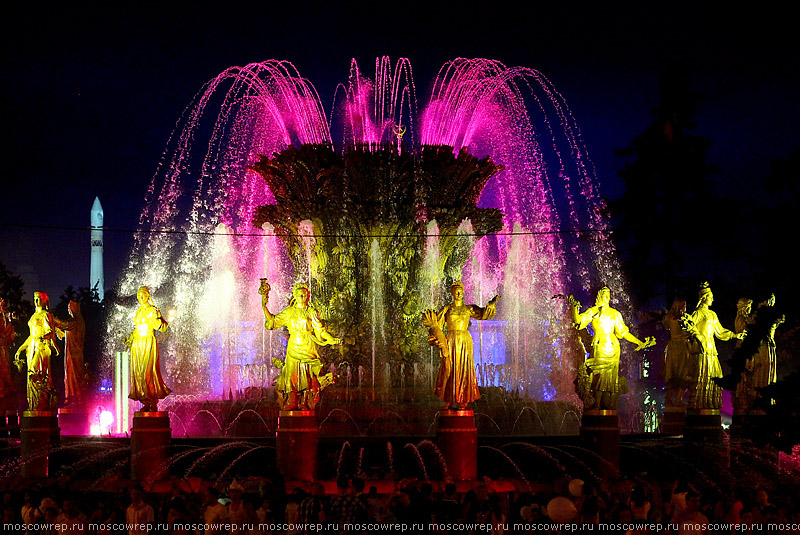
[368,239,386,399]
[109,56,628,426]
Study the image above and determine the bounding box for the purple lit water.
[110,57,628,410]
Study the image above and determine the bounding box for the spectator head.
[129,485,144,505]
[352,477,365,494]
[686,489,702,513]
[62,498,78,517]
[444,483,457,498]
[763,505,779,522]
[168,496,187,516]
[420,483,432,499]
[289,487,305,504]
[631,485,646,505]
[336,475,350,492]
[228,479,244,500]
[44,507,58,523]
[204,486,219,506]
[2,505,14,523]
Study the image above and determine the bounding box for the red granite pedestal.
[684,408,722,444]
[731,408,746,437]
[580,409,620,469]
[277,410,318,482]
[130,411,171,481]
[436,409,478,481]
[58,406,90,435]
[2,409,19,438]
[21,410,60,478]
[660,407,686,435]
[742,409,769,444]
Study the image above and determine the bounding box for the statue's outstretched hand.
[635,336,656,351]
[258,279,271,297]
[421,309,440,328]
[736,330,747,340]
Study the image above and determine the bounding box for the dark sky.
[1,4,798,300]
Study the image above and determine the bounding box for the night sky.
[2,4,797,301]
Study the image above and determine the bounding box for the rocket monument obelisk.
[90,197,104,301]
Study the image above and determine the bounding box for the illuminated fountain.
[109,57,628,431]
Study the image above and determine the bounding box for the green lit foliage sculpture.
[251,144,503,380]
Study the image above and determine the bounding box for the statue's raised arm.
[686,282,743,409]
[564,286,653,410]
[14,291,58,410]
[128,286,171,412]
[261,281,338,410]
[425,281,495,410]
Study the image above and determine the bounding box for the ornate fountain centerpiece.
[249,144,503,375]
[112,57,623,407]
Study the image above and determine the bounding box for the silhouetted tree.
[0,262,34,346]
[612,69,718,306]
[53,285,105,394]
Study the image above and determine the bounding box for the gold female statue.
[0,298,16,408]
[733,297,754,410]
[569,287,653,410]
[14,291,58,410]
[686,282,744,409]
[423,281,499,410]
[662,299,692,408]
[260,281,340,411]
[751,294,783,391]
[734,298,753,343]
[126,286,171,411]
[54,300,88,406]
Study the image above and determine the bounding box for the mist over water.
[109,57,627,404]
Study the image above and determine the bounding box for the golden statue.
[0,298,16,408]
[568,287,653,410]
[125,286,171,411]
[685,282,744,409]
[751,294,784,393]
[260,280,340,411]
[662,299,692,408]
[14,291,58,410]
[54,300,89,406]
[734,298,753,342]
[733,297,754,410]
[423,281,499,410]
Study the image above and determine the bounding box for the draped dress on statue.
[129,304,171,404]
[689,306,734,409]
[0,314,14,401]
[752,323,778,389]
[25,310,57,410]
[575,306,630,395]
[54,313,87,405]
[433,304,494,405]
[268,305,325,398]
[663,315,692,390]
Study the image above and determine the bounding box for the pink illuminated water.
[111,57,626,404]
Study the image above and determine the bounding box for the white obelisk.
[90,197,104,301]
